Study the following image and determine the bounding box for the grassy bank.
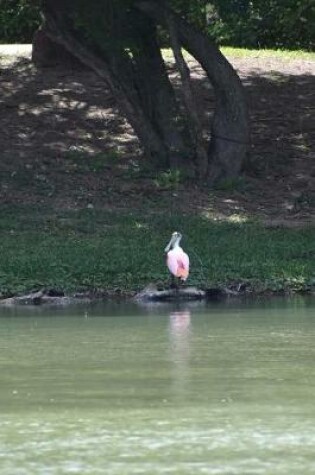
[220,47,315,61]
[0,47,314,299]
[0,206,314,297]
[161,46,315,62]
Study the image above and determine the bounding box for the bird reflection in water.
[169,310,191,401]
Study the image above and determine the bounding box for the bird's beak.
[164,236,174,253]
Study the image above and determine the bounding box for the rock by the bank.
[0,290,91,307]
[134,284,228,302]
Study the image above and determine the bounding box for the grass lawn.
[220,47,315,61]
[0,46,314,297]
[0,206,314,297]
[161,47,315,62]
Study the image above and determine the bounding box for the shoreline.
[1,284,314,308]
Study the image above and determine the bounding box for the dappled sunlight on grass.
[227,214,249,224]
[0,40,314,293]
[200,209,249,223]
[0,206,313,296]
[0,55,139,171]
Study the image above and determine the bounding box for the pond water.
[0,297,315,474]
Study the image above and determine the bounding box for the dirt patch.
[0,45,314,226]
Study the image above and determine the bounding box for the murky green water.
[0,298,315,474]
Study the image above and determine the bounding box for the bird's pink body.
[166,245,190,281]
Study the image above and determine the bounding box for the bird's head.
[164,231,182,252]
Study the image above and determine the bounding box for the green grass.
[64,149,121,172]
[0,206,314,296]
[220,47,315,61]
[162,47,315,62]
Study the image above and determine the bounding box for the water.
[0,298,314,474]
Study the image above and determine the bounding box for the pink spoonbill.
[165,232,189,284]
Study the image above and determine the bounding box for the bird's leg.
[170,274,178,290]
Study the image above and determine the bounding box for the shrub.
[0,0,40,43]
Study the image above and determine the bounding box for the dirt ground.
[1,45,314,226]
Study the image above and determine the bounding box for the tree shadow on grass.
[187,59,315,222]
[0,53,314,222]
[0,56,140,207]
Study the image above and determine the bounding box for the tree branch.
[135,0,250,182]
[166,12,208,178]
[41,1,168,165]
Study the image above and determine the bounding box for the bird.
[164,231,189,284]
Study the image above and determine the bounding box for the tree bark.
[166,11,208,179]
[128,16,190,168]
[135,0,250,183]
[32,25,84,68]
[42,1,170,167]
[40,0,249,183]
[177,18,250,183]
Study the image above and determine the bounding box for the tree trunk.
[135,1,250,183]
[177,17,250,183]
[40,0,249,184]
[127,17,190,169]
[32,25,84,68]
[166,11,208,178]
[41,1,171,168]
